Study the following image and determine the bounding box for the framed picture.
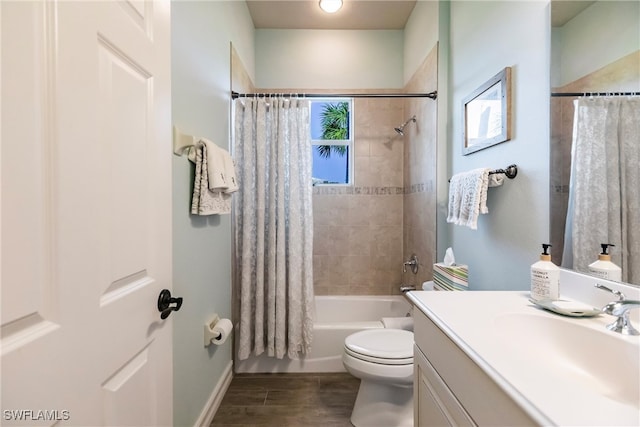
[462,67,512,155]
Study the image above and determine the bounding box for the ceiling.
[246,0,417,30]
[551,1,596,27]
[246,0,597,30]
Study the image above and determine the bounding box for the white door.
[1,1,173,425]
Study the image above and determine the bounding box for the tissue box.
[433,263,468,291]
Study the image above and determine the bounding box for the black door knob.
[157,289,183,319]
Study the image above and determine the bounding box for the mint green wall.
[443,1,551,290]
[403,0,439,84]
[255,29,404,89]
[171,2,254,426]
[552,0,639,87]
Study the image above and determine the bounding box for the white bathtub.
[234,295,412,373]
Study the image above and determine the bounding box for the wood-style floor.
[211,373,360,427]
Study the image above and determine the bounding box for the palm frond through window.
[317,102,349,158]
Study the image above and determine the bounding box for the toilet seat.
[344,329,413,365]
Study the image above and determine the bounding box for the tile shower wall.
[313,45,438,296]
[313,97,405,295]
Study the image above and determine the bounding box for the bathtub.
[234,295,412,373]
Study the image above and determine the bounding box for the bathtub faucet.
[403,254,419,274]
[400,285,416,293]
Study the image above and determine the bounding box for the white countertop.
[408,290,640,427]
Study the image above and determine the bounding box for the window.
[310,98,353,185]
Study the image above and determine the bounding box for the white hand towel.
[220,149,239,194]
[197,138,239,194]
[197,138,228,191]
[488,172,505,188]
[446,168,490,230]
[191,142,231,215]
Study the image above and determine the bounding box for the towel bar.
[448,164,517,182]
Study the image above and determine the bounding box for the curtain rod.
[231,90,437,100]
[551,92,639,97]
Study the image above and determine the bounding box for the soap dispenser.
[588,243,622,282]
[530,244,560,302]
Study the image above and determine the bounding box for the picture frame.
[462,67,512,155]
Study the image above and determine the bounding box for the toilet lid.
[345,329,414,360]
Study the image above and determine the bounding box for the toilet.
[342,328,414,427]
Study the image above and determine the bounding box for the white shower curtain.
[233,96,314,360]
[562,97,640,284]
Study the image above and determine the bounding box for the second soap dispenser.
[588,243,622,282]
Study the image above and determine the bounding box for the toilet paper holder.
[204,314,222,347]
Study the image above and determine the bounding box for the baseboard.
[194,361,233,427]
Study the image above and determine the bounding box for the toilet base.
[350,379,413,427]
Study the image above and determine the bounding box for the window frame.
[310,97,354,186]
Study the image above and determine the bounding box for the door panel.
[98,37,151,286]
[1,1,172,425]
[1,6,67,421]
[1,0,59,342]
[102,345,157,427]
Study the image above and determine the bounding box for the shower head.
[394,115,417,136]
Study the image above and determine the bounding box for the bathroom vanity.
[408,286,640,427]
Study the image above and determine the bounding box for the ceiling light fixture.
[319,0,343,14]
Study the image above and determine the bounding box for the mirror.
[549,1,640,284]
[462,67,512,155]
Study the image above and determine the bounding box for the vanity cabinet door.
[413,308,537,426]
[414,345,476,427]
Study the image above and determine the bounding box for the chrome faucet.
[403,254,419,274]
[595,284,640,336]
[400,285,416,293]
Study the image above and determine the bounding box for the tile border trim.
[312,182,435,195]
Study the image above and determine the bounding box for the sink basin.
[495,311,640,408]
